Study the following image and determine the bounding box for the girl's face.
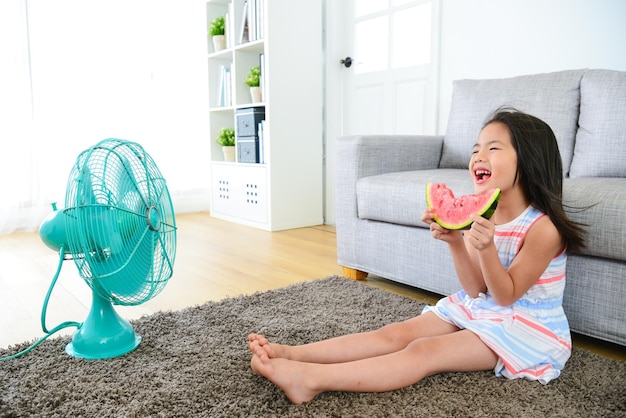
[470,121,519,194]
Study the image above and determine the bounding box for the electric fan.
[38,138,176,359]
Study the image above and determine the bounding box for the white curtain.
[0,0,34,232]
[0,0,211,234]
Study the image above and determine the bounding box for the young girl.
[248,108,586,404]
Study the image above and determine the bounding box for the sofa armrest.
[335,135,444,270]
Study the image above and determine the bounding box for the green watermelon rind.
[426,183,501,230]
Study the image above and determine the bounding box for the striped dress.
[423,206,571,384]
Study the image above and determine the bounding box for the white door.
[324,0,440,224]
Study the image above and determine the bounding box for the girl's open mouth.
[474,169,492,184]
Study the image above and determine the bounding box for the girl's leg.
[250,329,497,404]
[249,312,458,364]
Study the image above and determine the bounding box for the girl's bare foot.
[249,345,319,404]
[248,333,288,359]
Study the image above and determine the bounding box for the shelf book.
[217,64,232,107]
[239,0,264,44]
[259,53,265,104]
[225,2,235,48]
[258,120,266,164]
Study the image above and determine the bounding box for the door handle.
[340,57,353,68]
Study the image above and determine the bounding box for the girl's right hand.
[421,207,436,225]
[421,208,463,243]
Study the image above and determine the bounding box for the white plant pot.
[212,35,226,52]
[222,146,236,162]
[249,86,262,103]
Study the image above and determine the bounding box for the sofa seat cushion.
[570,69,626,178]
[441,69,586,175]
[356,169,473,228]
[358,171,624,262]
[564,178,626,261]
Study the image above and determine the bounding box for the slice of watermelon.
[426,183,501,230]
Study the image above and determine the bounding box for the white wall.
[437,0,626,132]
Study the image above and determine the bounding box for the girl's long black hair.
[484,107,586,254]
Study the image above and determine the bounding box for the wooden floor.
[1,212,624,362]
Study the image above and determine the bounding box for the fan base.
[65,335,141,360]
[65,288,143,359]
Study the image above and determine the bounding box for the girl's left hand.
[465,214,495,251]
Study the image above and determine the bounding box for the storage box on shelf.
[236,107,265,163]
[205,0,323,231]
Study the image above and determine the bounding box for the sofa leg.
[342,266,368,281]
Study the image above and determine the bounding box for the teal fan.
[38,138,176,359]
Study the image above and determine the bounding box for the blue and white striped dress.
[424,206,571,384]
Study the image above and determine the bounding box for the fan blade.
[96,224,158,304]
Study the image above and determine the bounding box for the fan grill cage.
[63,139,176,305]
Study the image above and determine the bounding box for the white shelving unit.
[206,0,323,231]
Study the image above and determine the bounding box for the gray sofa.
[335,69,626,346]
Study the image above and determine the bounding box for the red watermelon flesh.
[426,183,501,230]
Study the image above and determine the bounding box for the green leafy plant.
[244,66,261,87]
[208,16,225,37]
[216,127,235,146]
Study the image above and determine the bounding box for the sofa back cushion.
[569,69,626,178]
[440,70,586,175]
[563,178,626,262]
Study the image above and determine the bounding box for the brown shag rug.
[1,276,625,417]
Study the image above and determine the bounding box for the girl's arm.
[449,236,488,297]
[466,213,563,306]
[422,209,487,297]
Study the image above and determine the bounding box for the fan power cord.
[0,246,81,361]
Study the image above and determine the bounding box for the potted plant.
[208,16,226,52]
[216,127,236,162]
[244,65,262,103]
